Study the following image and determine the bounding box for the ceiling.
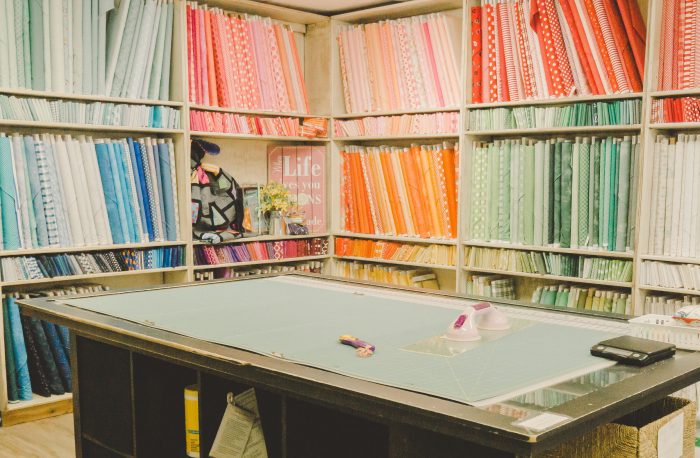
[257,0,405,14]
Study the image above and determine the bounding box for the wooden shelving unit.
[0,0,334,426]
[0,0,692,428]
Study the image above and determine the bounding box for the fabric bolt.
[0,136,21,250]
[3,299,19,401]
[6,296,32,401]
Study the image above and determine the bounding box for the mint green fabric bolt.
[599,139,608,248]
[578,140,590,247]
[560,141,573,248]
[0,136,20,249]
[591,140,600,247]
[608,140,618,250]
[615,139,631,252]
[553,142,562,245]
[488,143,499,240]
[523,142,535,245]
[63,278,616,405]
[498,141,510,241]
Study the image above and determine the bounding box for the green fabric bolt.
[488,143,499,240]
[599,139,609,248]
[554,141,562,245]
[547,141,555,243]
[578,139,590,247]
[627,139,639,249]
[518,141,526,243]
[2,300,19,402]
[615,138,631,252]
[543,141,552,244]
[498,140,511,241]
[591,140,600,247]
[608,139,619,250]
[523,142,535,244]
[560,140,573,248]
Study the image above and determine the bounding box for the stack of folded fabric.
[3,284,108,401]
[1,247,184,282]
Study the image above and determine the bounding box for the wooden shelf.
[334,232,458,245]
[638,285,700,296]
[189,104,328,118]
[334,133,459,141]
[466,93,643,109]
[639,254,700,264]
[0,86,183,107]
[0,267,188,287]
[193,233,329,246]
[463,241,634,259]
[467,125,642,136]
[462,266,633,288]
[333,107,460,119]
[333,0,462,22]
[2,393,73,427]
[0,119,182,134]
[648,123,700,131]
[193,255,330,270]
[189,131,329,142]
[0,241,187,258]
[650,89,700,98]
[335,255,456,270]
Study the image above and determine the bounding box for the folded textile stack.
[466,247,633,282]
[0,0,174,99]
[468,136,639,252]
[643,295,700,315]
[334,112,459,138]
[186,3,309,112]
[3,284,108,401]
[465,274,516,299]
[652,98,700,123]
[335,237,456,266]
[647,135,700,258]
[468,99,641,131]
[0,247,184,282]
[340,143,458,239]
[0,95,180,129]
[337,13,461,113]
[194,238,329,266]
[0,133,180,251]
[470,0,646,102]
[335,260,441,289]
[194,260,323,281]
[531,283,631,314]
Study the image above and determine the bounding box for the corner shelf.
[335,255,456,270]
[0,267,189,287]
[334,232,458,246]
[465,93,643,109]
[0,87,183,107]
[462,266,633,288]
[193,255,330,270]
[463,241,635,259]
[0,120,183,134]
[0,241,187,258]
[193,233,329,246]
[467,125,642,136]
[189,131,329,142]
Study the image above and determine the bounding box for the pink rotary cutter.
[444,302,510,341]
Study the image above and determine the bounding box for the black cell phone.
[590,336,676,366]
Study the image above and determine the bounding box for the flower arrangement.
[260,182,292,214]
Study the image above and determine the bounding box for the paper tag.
[514,413,569,432]
[658,413,684,458]
[210,389,269,458]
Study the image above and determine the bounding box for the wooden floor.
[0,414,74,457]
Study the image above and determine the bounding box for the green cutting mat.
[62,277,616,404]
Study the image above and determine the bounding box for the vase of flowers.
[260,182,291,235]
